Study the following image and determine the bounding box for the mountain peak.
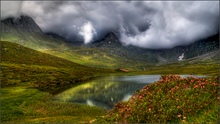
[105,32,119,43]
[90,32,121,48]
[1,15,43,33]
[106,32,117,38]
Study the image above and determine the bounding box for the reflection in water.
[53,75,206,110]
[54,75,159,110]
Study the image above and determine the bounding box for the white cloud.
[1,1,219,48]
[119,1,219,48]
[1,1,23,19]
[79,21,96,44]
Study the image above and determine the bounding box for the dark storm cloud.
[23,1,155,43]
[1,1,219,48]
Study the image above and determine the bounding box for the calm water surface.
[53,75,206,110]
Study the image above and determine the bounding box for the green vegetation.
[1,40,219,123]
[137,60,219,76]
[1,41,111,123]
[2,27,218,72]
[1,31,69,51]
[42,47,153,70]
[1,41,114,93]
[1,17,219,123]
[2,31,151,70]
[1,87,106,123]
[98,75,219,123]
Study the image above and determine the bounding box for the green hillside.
[1,37,219,124]
[0,17,160,70]
[1,40,114,123]
[1,29,148,70]
[138,57,219,76]
[2,17,218,71]
[1,41,113,93]
[42,47,152,70]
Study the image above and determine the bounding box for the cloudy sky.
[1,1,219,49]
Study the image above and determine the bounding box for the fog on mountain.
[1,1,219,49]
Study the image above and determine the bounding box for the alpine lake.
[53,75,207,110]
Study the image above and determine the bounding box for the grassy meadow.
[1,40,219,123]
[1,41,112,123]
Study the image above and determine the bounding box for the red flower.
[193,85,199,89]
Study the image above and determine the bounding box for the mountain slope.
[157,34,219,63]
[1,16,69,50]
[1,15,219,70]
[1,40,85,68]
[1,16,146,69]
[1,40,109,123]
[93,32,219,64]
[1,15,42,33]
[1,41,112,93]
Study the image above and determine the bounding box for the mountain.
[1,15,219,69]
[1,15,42,33]
[157,34,219,62]
[1,15,69,50]
[89,31,219,64]
[89,32,159,63]
[91,32,121,47]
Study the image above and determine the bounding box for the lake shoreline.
[54,74,208,110]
